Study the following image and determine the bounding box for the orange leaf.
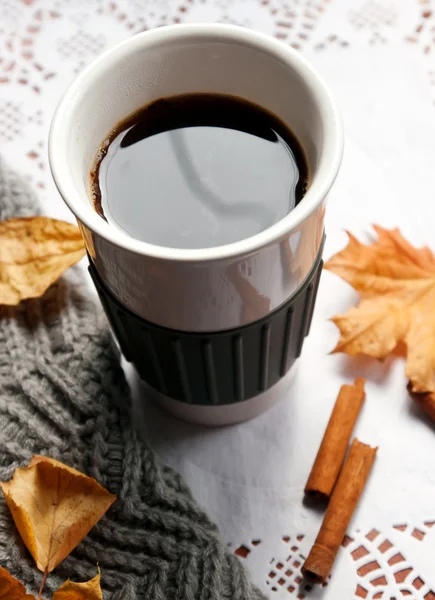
[0,216,85,305]
[0,565,35,599]
[53,571,103,600]
[0,456,116,574]
[325,226,435,393]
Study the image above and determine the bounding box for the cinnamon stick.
[408,382,435,423]
[302,438,377,584]
[305,378,366,500]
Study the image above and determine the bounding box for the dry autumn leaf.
[53,572,103,600]
[0,565,36,600]
[325,226,435,393]
[0,456,116,576]
[0,216,85,305]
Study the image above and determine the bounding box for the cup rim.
[49,23,343,263]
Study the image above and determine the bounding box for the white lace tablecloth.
[2,1,435,598]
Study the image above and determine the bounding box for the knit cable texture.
[0,158,266,600]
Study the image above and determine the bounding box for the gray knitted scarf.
[0,158,264,600]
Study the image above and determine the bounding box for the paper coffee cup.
[49,24,343,425]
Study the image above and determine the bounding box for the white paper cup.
[49,24,343,424]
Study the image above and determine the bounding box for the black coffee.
[91,94,309,249]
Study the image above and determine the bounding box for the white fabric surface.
[2,0,435,597]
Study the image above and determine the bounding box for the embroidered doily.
[2,1,435,598]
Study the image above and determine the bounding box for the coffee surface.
[91,94,309,249]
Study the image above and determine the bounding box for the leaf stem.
[37,570,48,600]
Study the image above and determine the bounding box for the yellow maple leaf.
[0,456,116,575]
[325,226,435,393]
[0,566,35,599]
[53,571,103,600]
[0,216,85,305]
